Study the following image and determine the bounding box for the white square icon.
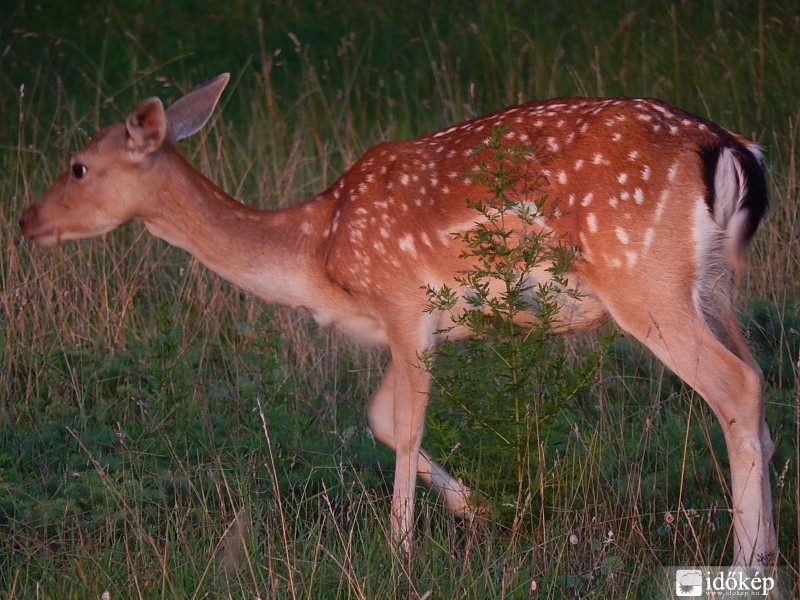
[675,569,704,596]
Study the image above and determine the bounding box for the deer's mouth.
[26,230,62,247]
[19,206,61,247]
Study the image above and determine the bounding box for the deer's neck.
[140,151,337,310]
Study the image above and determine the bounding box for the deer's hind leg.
[597,277,777,566]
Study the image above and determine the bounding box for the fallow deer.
[19,73,777,567]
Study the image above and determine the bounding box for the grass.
[2,0,799,597]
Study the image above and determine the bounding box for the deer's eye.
[72,163,88,180]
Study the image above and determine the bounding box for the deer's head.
[19,73,230,247]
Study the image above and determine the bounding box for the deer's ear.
[165,73,230,141]
[125,97,168,156]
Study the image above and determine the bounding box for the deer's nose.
[19,204,39,236]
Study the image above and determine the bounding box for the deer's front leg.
[368,361,472,516]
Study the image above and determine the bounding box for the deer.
[19,72,778,569]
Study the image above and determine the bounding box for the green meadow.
[2,1,798,597]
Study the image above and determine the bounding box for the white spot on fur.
[398,233,417,256]
[617,172,628,184]
[578,232,594,262]
[615,227,630,245]
[581,193,594,207]
[667,161,680,182]
[586,213,598,233]
[643,227,655,251]
[625,251,639,268]
[654,190,669,221]
[652,105,674,119]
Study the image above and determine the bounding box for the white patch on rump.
[691,196,726,317]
